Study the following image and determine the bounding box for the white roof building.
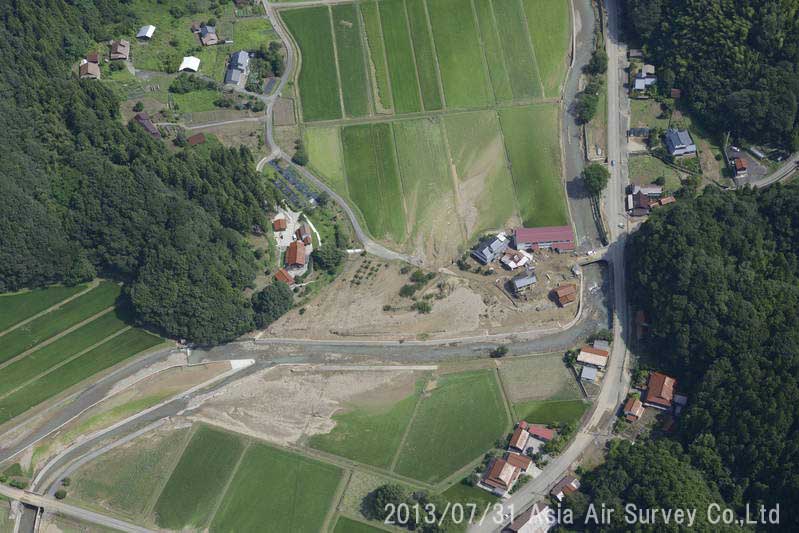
[137,25,156,39]
[178,56,201,72]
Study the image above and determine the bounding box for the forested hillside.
[568,185,799,529]
[0,0,282,344]
[624,0,799,147]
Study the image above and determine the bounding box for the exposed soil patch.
[185,366,422,446]
[262,252,579,341]
[273,97,296,126]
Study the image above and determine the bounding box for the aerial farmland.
[283,0,572,264]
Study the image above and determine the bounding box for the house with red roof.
[528,424,554,442]
[286,240,306,268]
[272,217,287,232]
[550,475,580,501]
[623,397,645,422]
[508,425,530,453]
[514,226,575,253]
[644,372,677,410]
[481,458,521,496]
[274,268,294,285]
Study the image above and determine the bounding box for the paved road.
[469,1,632,530]
[0,347,181,465]
[749,152,799,188]
[0,485,154,533]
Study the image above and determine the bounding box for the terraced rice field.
[0,311,128,398]
[426,0,492,108]
[0,281,121,365]
[392,118,455,241]
[72,428,191,519]
[341,123,407,242]
[0,327,162,425]
[443,111,517,234]
[154,426,246,529]
[360,0,393,112]
[210,443,343,532]
[405,0,442,111]
[282,7,342,121]
[332,4,370,117]
[309,382,421,468]
[523,0,571,97]
[492,0,542,99]
[394,370,509,483]
[473,0,513,103]
[0,285,86,332]
[379,0,422,114]
[305,126,347,193]
[499,104,568,227]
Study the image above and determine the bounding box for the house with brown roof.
[187,133,206,146]
[623,397,645,422]
[86,52,99,64]
[482,458,521,496]
[644,372,677,410]
[503,502,554,533]
[552,284,577,306]
[272,217,287,232]
[110,39,130,60]
[133,112,160,138]
[78,61,100,79]
[550,475,580,502]
[275,268,294,285]
[504,452,533,473]
[508,425,530,453]
[733,157,748,178]
[528,424,554,442]
[199,24,219,46]
[295,223,312,245]
[577,346,609,369]
[286,240,306,268]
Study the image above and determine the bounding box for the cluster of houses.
[480,421,555,497]
[625,184,676,217]
[576,340,610,383]
[500,471,581,532]
[272,214,313,286]
[632,63,657,94]
[78,39,131,79]
[621,371,686,428]
[470,226,575,296]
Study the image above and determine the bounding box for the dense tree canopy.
[624,0,799,147]
[565,439,736,532]
[0,0,283,344]
[624,185,799,527]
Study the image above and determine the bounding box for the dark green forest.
[0,0,287,344]
[624,0,799,147]
[567,185,799,530]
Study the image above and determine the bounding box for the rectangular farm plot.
[472,0,513,102]
[523,0,571,97]
[341,123,407,243]
[154,426,246,530]
[379,0,422,114]
[305,126,347,195]
[210,443,343,533]
[0,327,162,425]
[514,399,589,426]
[443,111,518,235]
[393,118,456,241]
[426,0,493,108]
[309,382,420,468]
[71,427,191,520]
[497,353,582,403]
[282,7,343,121]
[394,370,509,483]
[0,281,121,365]
[0,310,128,398]
[405,0,443,111]
[499,104,568,227]
[492,0,543,99]
[360,1,394,112]
[332,4,371,117]
[0,284,87,333]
